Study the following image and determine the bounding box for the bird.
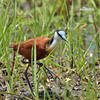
[10,30,68,94]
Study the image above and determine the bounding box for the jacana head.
[47,30,68,51]
[54,30,68,42]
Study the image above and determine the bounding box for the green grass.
[0,0,100,100]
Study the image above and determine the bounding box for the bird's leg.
[41,63,60,80]
[23,61,44,94]
[24,64,34,94]
[44,65,56,79]
[23,61,59,94]
[36,62,57,79]
[36,62,48,74]
[21,59,54,78]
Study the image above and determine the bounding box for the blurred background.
[0,0,100,100]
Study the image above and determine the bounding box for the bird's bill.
[62,35,68,42]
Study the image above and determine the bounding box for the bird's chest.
[36,47,49,60]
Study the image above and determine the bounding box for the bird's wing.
[36,37,50,50]
[20,37,50,50]
[20,38,34,49]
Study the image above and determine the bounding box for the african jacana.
[10,30,68,94]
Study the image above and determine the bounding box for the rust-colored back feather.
[10,43,18,51]
[10,37,51,62]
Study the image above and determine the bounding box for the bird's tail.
[10,43,18,51]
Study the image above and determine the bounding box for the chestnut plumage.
[10,30,67,74]
[11,37,51,62]
[10,30,67,94]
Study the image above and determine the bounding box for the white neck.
[47,32,62,51]
[49,39,60,50]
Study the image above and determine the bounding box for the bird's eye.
[65,32,67,34]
